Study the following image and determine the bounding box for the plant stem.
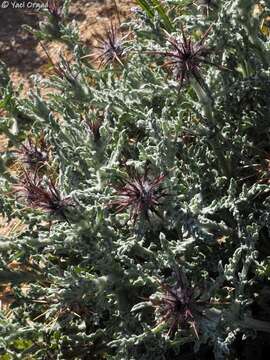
[191,78,231,177]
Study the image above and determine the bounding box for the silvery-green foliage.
[0,0,270,359]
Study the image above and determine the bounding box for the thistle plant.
[38,0,65,40]
[150,25,214,90]
[87,23,128,67]
[1,0,270,359]
[41,42,77,84]
[150,23,233,176]
[14,171,73,221]
[15,135,48,169]
[47,0,63,21]
[151,273,201,338]
[23,0,79,48]
[85,119,102,143]
[112,169,166,224]
[83,113,103,143]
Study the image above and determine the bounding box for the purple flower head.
[83,113,103,143]
[150,25,217,89]
[16,134,48,169]
[92,23,127,68]
[151,272,200,337]
[14,171,73,222]
[112,169,167,224]
[47,0,62,20]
